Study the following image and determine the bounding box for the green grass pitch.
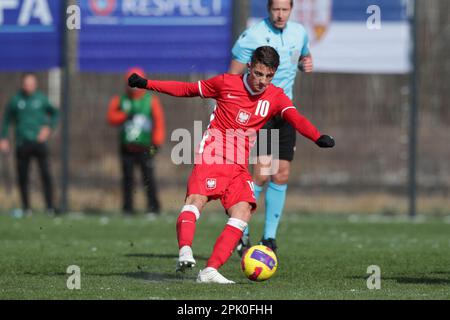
[0,212,449,299]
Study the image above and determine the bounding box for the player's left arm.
[276,94,334,148]
[282,107,334,148]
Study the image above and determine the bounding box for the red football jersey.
[146,73,321,165]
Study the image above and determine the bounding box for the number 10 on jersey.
[255,100,270,117]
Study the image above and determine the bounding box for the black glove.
[315,135,335,148]
[128,73,148,89]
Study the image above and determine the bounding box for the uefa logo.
[89,0,117,16]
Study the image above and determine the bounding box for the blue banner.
[0,0,61,71]
[79,0,233,73]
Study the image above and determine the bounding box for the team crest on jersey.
[292,0,333,44]
[236,110,251,125]
[206,178,217,190]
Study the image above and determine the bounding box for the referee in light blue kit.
[229,0,313,255]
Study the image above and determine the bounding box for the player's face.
[21,75,38,96]
[247,62,276,93]
[268,0,292,30]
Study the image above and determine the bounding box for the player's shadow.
[125,253,209,261]
[122,252,208,282]
[86,270,196,282]
[348,272,450,285]
[124,271,197,282]
[22,270,194,283]
[121,271,252,285]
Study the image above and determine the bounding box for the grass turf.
[0,212,449,300]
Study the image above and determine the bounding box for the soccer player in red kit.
[128,46,334,284]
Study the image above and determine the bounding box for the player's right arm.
[128,73,224,99]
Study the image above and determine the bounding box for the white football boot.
[196,267,235,284]
[176,246,196,272]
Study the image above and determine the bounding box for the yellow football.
[241,245,278,281]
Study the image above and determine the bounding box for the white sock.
[179,246,192,256]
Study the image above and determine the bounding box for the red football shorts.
[186,163,257,212]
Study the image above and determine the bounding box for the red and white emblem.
[236,110,251,125]
[206,178,217,190]
[292,0,333,44]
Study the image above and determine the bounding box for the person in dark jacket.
[0,73,59,216]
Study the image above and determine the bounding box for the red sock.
[176,210,197,249]
[207,224,243,270]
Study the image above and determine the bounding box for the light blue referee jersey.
[232,18,310,100]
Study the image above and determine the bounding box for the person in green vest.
[107,68,166,217]
[0,73,59,216]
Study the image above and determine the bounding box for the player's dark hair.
[268,0,294,9]
[251,46,280,70]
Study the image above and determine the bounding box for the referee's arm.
[298,54,313,73]
[228,59,247,75]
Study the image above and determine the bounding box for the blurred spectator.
[107,68,165,216]
[0,73,59,216]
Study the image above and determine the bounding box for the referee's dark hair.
[251,46,280,70]
[268,0,294,9]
